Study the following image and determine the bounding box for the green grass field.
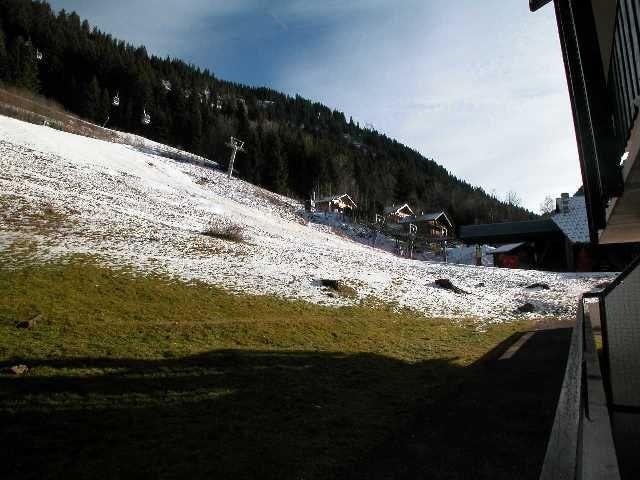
[0,253,557,479]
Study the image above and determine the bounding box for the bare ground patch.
[201,222,246,243]
[0,87,117,142]
[0,195,75,233]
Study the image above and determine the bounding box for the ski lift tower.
[372,213,385,248]
[408,223,418,260]
[226,136,245,179]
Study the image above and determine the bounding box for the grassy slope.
[0,86,117,142]
[0,253,536,479]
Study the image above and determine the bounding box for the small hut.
[490,242,534,269]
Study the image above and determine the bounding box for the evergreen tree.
[0,22,8,81]
[248,127,264,185]
[4,0,31,35]
[168,86,188,147]
[10,36,39,91]
[265,131,287,193]
[98,87,111,125]
[82,76,100,121]
[187,96,203,153]
[122,99,134,131]
[153,108,171,145]
[236,102,251,141]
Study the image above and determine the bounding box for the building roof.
[530,0,552,12]
[550,195,590,244]
[384,203,414,215]
[459,218,562,244]
[489,242,528,255]
[417,212,443,222]
[403,211,453,229]
[316,193,357,209]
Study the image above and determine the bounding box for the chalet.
[401,211,454,239]
[315,194,357,215]
[383,204,414,223]
[529,2,640,477]
[460,193,609,272]
[459,218,568,270]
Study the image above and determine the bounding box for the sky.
[48,0,581,212]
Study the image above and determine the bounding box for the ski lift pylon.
[226,136,245,179]
[227,136,245,151]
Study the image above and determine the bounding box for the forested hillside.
[0,0,532,225]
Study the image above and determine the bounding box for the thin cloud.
[269,12,288,32]
[275,0,580,209]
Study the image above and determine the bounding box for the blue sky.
[48,0,580,211]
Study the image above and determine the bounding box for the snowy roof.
[551,196,590,244]
[316,193,357,208]
[384,203,413,215]
[489,242,527,254]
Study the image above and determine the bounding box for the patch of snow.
[0,115,615,324]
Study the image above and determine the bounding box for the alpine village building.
[458,191,621,271]
[313,193,358,215]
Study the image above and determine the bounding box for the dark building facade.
[531,1,640,479]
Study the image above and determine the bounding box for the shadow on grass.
[0,328,571,480]
[343,326,573,480]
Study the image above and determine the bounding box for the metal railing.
[595,256,640,410]
[608,0,640,159]
[539,296,620,480]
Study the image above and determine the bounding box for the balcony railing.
[539,296,620,480]
[540,255,640,479]
[597,255,640,411]
[608,0,640,159]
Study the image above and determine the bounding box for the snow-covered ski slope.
[0,115,612,323]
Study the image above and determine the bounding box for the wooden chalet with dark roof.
[401,211,454,239]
